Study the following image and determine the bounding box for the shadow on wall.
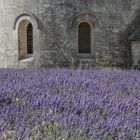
[119,7,140,68]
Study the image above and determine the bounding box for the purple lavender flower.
[0,68,139,139]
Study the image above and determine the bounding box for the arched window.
[27,23,33,54]
[78,22,91,53]
[18,20,33,60]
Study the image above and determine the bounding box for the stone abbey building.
[0,0,140,68]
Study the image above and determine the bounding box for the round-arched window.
[78,22,91,53]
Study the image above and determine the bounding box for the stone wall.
[0,0,140,68]
[131,41,140,68]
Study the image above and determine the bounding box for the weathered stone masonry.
[0,0,140,68]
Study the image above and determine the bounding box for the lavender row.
[0,68,139,139]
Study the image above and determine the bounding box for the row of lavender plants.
[0,68,139,140]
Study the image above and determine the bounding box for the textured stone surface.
[0,0,140,68]
[131,41,140,68]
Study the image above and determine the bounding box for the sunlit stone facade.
[0,0,140,68]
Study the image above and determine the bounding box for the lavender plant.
[0,68,139,139]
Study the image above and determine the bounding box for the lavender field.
[0,68,140,140]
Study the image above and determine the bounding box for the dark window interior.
[27,23,33,54]
[78,22,91,53]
